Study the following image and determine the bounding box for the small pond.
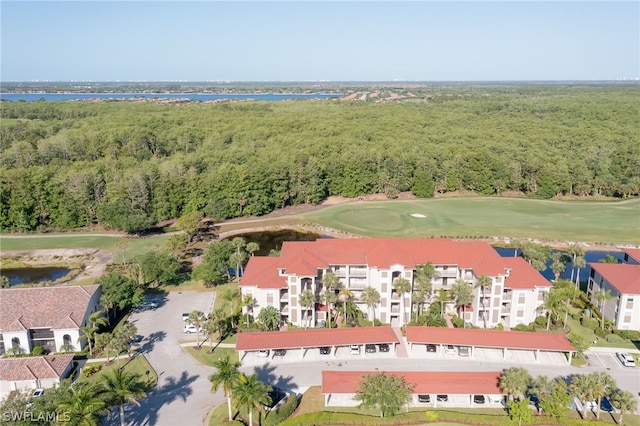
[224,229,323,256]
[0,267,71,286]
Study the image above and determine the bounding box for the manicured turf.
[302,198,640,245]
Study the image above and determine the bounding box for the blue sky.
[1,1,638,82]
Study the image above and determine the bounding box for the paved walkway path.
[392,327,409,358]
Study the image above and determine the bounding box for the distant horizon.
[3,79,639,84]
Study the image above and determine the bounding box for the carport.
[236,326,400,365]
[406,326,575,365]
[322,370,504,408]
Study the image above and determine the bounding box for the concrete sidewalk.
[586,346,640,354]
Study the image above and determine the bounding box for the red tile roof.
[0,354,74,381]
[406,326,575,352]
[322,371,503,395]
[623,248,640,264]
[276,238,508,277]
[236,326,399,351]
[240,257,287,289]
[503,257,551,289]
[0,285,100,332]
[589,263,640,295]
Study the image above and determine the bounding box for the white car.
[444,345,457,355]
[258,349,270,357]
[183,324,201,334]
[616,352,636,367]
[350,345,360,355]
[182,313,190,321]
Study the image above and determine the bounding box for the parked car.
[350,345,360,355]
[32,389,45,398]
[365,344,376,353]
[444,345,457,355]
[182,312,190,321]
[473,395,486,404]
[130,335,144,344]
[258,349,270,357]
[418,394,431,403]
[459,346,470,357]
[274,349,286,356]
[488,395,503,404]
[183,324,201,334]
[319,346,331,355]
[140,301,158,310]
[426,344,437,353]
[378,343,390,352]
[436,394,448,402]
[616,352,636,367]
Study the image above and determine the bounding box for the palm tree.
[590,372,616,420]
[78,324,98,356]
[100,369,147,426]
[475,275,492,328]
[550,252,566,281]
[573,255,586,289]
[187,310,207,347]
[543,288,563,330]
[610,388,637,425]
[209,356,241,421]
[393,277,411,326]
[434,289,449,316]
[320,288,337,328]
[116,323,137,357]
[411,290,425,322]
[246,242,260,257]
[414,262,436,315]
[451,279,473,322]
[257,306,280,331]
[241,294,255,327]
[323,271,340,291]
[211,308,227,340]
[530,375,551,412]
[570,373,597,419]
[361,286,380,325]
[232,373,272,426]
[593,288,614,330]
[337,287,354,327]
[229,251,247,284]
[56,382,107,426]
[500,367,532,401]
[222,290,237,329]
[202,318,217,351]
[567,244,585,282]
[231,237,247,276]
[299,290,316,328]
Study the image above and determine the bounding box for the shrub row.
[263,394,300,426]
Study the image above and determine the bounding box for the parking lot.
[241,343,397,366]
[409,344,569,366]
[584,350,633,371]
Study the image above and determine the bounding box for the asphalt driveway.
[110,291,223,426]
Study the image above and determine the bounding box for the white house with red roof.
[0,354,74,400]
[0,285,102,355]
[240,238,550,329]
[587,260,640,330]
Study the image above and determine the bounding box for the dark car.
[436,394,448,402]
[274,349,286,356]
[473,395,486,404]
[365,344,376,353]
[418,394,431,403]
[130,335,144,344]
[378,343,390,352]
[319,346,331,355]
[426,344,437,353]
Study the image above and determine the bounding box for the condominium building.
[239,238,550,329]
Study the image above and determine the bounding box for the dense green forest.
[1,84,639,232]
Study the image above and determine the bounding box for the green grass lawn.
[183,346,239,367]
[302,197,640,245]
[76,354,157,388]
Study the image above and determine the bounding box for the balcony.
[390,305,401,313]
[280,292,289,302]
[349,268,367,276]
[280,306,289,314]
[502,291,513,300]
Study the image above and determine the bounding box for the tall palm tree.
[187,310,207,347]
[100,369,147,426]
[451,279,473,322]
[323,271,340,291]
[229,251,247,284]
[573,255,586,289]
[211,308,227,340]
[361,286,380,325]
[222,290,237,329]
[246,242,260,257]
[570,373,597,420]
[78,324,98,356]
[434,289,449,316]
[475,275,492,328]
[414,262,436,314]
[209,356,241,421]
[567,243,585,282]
[88,311,110,329]
[56,382,108,426]
[590,372,616,420]
[201,318,217,351]
[543,288,563,330]
[337,287,354,327]
[411,290,425,322]
[500,367,532,401]
[529,375,551,413]
[241,294,255,327]
[320,288,337,328]
[392,277,411,326]
[232,373,272,426]
[610,388,637,425]
[550,252,566,282]
[593,289,614,330]
[299,290,316,328]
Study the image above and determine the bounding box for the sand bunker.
[410,213,426,218]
